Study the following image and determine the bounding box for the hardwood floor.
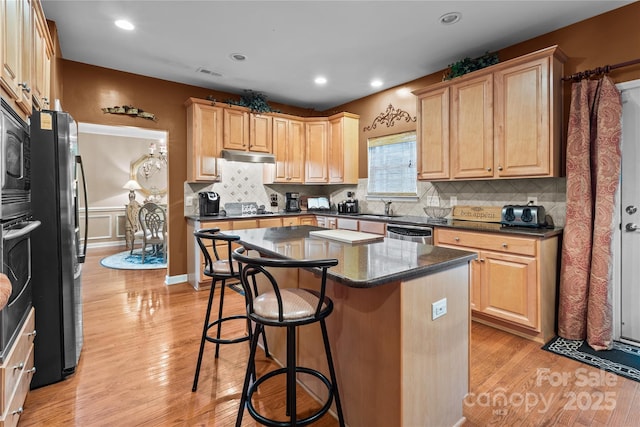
[19,247,640,426]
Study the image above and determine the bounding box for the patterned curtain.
[557,76,622,351]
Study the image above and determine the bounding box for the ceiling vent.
[196,67,223,77]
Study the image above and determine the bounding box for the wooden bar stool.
[232,247,345,427]
[192,228,268,392]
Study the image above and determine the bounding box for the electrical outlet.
[527,196,538,205]
[432,298,447,320]
[186,196,194,207]
[450,196,457,206]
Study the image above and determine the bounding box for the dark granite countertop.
[230,225,477,288]
[187,211,563,238]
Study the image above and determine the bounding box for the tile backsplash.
[184,160,567,226]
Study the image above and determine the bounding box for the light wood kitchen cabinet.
[416,86,450,180]
[31,5,51,110]
[451,73,493,179]
[258,217,282,228]
[299,215,316,226]
[414,45,566,181]
[315,216,336,229]
[305,120,329,183]
[435,227,558,343]
[358,220,386,235]
[271,116,305,183]
[186,99,222,182]
[222,108,249,151]
[249,113,273,153]
[328,113,359,184]
[336,217,358,231]
[0,308,35,427]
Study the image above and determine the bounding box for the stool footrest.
[204,315,250,345]
[245,366,335,427]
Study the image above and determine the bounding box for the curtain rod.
[562,58,640,81]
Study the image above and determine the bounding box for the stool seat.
[233,247,345,427]
[254,288,328,321]
[204,259,240,277]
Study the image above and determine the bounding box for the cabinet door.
[305,120,328,183]
[480,250,537,329]
[451,73,493,179]
[186,102,222,182]
[329,114,359,184]
[249,113,272,153]
[416,86,449,180]
[273,117,289,182]
[299,216,316,226]
[31,8,51,110]
[328,117,344,183]
[494,57,550,177]
[15,0,32,114]
[223,108,249,151]
[287,119,305,183]
[0,0,23,101]
[437,242,481,311]
[283,216,301,227]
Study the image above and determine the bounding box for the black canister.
[199,191,220,216]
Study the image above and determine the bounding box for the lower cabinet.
[435,228,558,343]
[1,308,35,427]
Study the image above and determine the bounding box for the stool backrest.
[194,228,241,277]
[232,247,338,322]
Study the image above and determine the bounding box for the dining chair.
[138,202,167,263]
[125,199,142,254]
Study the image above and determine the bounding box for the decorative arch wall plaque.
[363,104,416,132]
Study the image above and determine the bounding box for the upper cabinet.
[222,107,273,153]
[0,0,51,118]
[414,45,567,181]
[305,120,328,183]
[186,99,223,182]
[272,116,305,183]
[328,113,359,184]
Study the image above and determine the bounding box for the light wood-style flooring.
[18,247,640,426]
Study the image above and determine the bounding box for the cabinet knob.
[11,407,23,415]
[487,167,492,172]
[27,367,36,374]
[454,237,460,241]
[13,362,24,371]
[498,166,503,171]
[28,329,37,338]
[480,258,485,262]
[502,243,508,248]
[19,82,30,93]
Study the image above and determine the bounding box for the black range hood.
[221,149,275,164]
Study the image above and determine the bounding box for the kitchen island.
[231,225,476,427]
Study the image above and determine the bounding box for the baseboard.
[165,274,187,286]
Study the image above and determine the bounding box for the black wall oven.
[0,217,40,361]
[1,98,31,220]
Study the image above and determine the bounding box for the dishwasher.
[386,224,433,244]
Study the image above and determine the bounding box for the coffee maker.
[199,191,220,216]
[285,192,301,212]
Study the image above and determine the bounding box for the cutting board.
[309,229,384,244]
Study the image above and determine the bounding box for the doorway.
[617,79,640,345]
[76,123,168,254]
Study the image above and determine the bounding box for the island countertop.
[230,225,476,288]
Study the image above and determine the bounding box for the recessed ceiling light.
[115,19,135,31]
[370,79,383,88]
[230,53,247,62]
[314,76,327,85]
[439,12,461,25]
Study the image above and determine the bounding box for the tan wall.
[54,2,640,279]
[324,2,640,178]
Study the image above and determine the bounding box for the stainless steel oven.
[386,224,433,244]
[0,216,40,361]
[1,98,31,220]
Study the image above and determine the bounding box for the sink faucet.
[383,200,392,216]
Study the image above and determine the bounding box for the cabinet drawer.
[0,309,35,415]
[436,228,536,256]
[0,346,34,427]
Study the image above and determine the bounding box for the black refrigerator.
[30,109,88,388]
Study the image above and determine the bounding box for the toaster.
[501,204,547,228]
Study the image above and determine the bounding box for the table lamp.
[123,179,142,201]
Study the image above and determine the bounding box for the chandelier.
[140,142,167,180]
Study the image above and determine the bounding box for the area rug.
[100,249,167,270]
[542,336,640,383]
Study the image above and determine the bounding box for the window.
[367,131,417,198]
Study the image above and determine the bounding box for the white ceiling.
[42,0,633,111]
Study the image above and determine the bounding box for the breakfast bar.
[231,225,476,427]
